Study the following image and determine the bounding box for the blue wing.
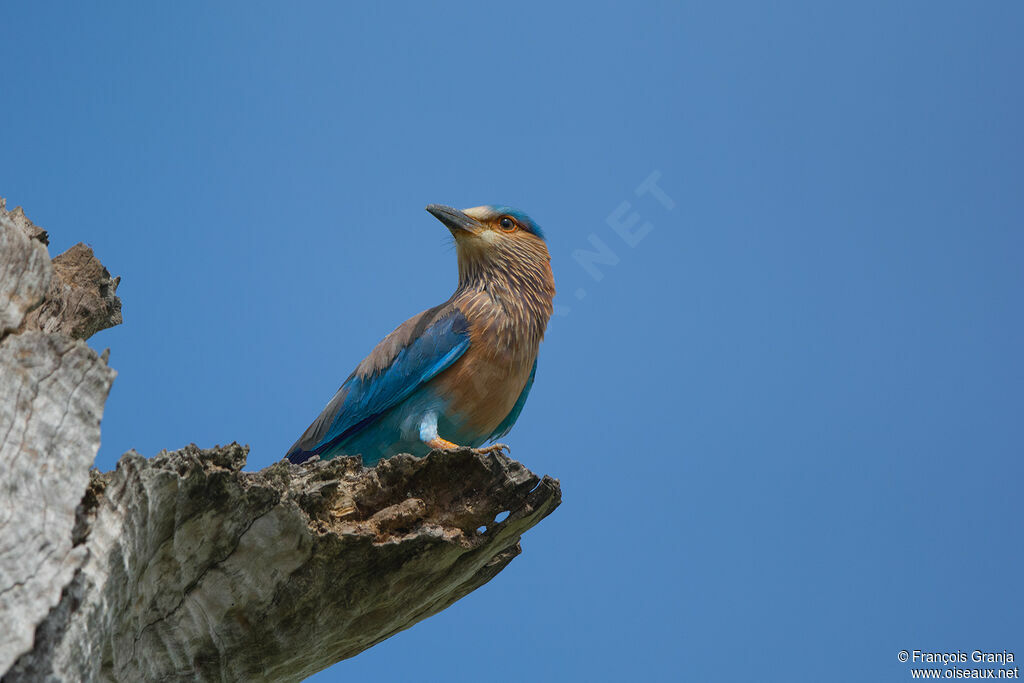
[487,357,537,441]
[287,306,471,463]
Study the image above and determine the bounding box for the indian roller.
[286,204,555,466]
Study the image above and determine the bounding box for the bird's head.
[426,204,553,292]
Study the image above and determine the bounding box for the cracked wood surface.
[0,200,561,681]
[8,444,559,681]
[0,204,118,675]
[0,199,52,337]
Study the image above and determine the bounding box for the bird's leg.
[424,437,510,457]
[419,414,510,456]
[425,436,461,451]
[421,413,462,451]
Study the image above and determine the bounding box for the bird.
[286,204,555,466]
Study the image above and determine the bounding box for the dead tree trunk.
[0,201,561,682]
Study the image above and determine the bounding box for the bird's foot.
[475,443,511,457]
[425,438,510,457]
[426,437,462,451]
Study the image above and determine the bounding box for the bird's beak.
[426,204,482,236]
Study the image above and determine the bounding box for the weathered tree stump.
[0,200,560,682]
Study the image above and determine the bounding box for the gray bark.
[0,200,561,682]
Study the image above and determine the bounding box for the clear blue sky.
[3,3,1022,681]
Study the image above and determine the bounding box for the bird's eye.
[498,216,517,232]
